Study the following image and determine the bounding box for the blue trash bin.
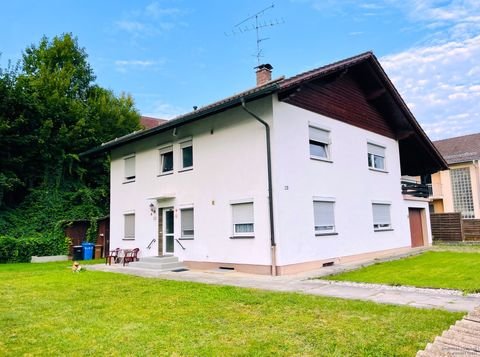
[81,242,94,260]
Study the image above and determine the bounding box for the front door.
[409,208,424,247]
[164,208,174,254]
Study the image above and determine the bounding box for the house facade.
[84,52,446,275]
[429,133,480,218]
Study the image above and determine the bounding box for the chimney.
[255,64,273,86]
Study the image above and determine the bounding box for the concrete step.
[124,256,187,272]
[130,261,185,271]
[138,256,179,264]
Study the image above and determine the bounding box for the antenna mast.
[226,3,284,65]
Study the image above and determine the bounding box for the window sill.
[374,228,394,232]
[178,167,193,173]
[229,236,255,239]
[315,232,339,237]
[157,172,173,177]
[178,237,194,240]
[123,179,135,184]
[369,167,388,173]
[310,156,333,163]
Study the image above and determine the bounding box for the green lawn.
[324,251,480,293]
[0,261,462,356]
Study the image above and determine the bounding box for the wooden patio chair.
[105,248,121,265]
[123,248,140,266]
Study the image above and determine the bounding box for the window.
[124,155,135,181]
[180,140,193,170]
[124,213,135,239]
[367,143,386,170]
[313,201,335,234]
[309,126,331,160]
[451,168,475,218]
[372,203,391,230]
[232,202,254,236]
[181,208,194,238]
[159,146,173,174]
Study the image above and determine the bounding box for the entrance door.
[164,208,174,254]
[409,208,424,247]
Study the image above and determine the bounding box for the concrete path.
[88,262,480,312]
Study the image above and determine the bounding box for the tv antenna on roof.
[225,3,284,65]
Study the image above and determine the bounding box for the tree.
[0,33,141,236]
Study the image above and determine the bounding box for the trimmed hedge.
[0,234,70,263]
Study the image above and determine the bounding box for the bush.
[0,234,70,263]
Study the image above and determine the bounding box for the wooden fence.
[64,217,110,256]
[431,213,480,242]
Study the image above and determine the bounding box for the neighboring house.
[429,133,480,218]
[83,52,446,275]
[140,116,167,129]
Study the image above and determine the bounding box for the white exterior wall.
[270,98,425,266]
[110,98,273,265]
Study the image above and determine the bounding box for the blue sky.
[1,0,479,140]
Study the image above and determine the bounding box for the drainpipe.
[240,98,277,276]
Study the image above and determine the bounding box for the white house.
[84,52,447,275]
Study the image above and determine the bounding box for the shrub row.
[0,234,70,263]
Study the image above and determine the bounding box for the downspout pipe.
[240,98,277,276]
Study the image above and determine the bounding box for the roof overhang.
[80,80,281,157]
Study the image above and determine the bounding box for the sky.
[0,0,479,141]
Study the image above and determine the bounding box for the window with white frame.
[124,155,135,181]
[367,143,386,170]
[232,202,254,236]
[180,140,193,170]
[372,203,392,230]
[309,126,331,160]
[124,213,135,239]
[313,200,336,234]
[159,146,174,174]
[181,208,194,238]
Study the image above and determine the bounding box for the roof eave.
[80,83,280,157]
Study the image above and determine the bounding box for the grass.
[0,261,462,356]
[324,251,480,293]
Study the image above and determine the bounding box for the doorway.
[163,208,174,255]
[409,208,425,247]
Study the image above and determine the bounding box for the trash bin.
[94,245,103,259]
[81,242,94,260]
[73,245,83,261]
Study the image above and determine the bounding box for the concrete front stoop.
[128,256,186,271]
[88,256,187,276]
[417,307,480,356]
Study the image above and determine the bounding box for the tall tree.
[0,33,140,235]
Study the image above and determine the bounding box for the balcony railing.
[401,181,429,198]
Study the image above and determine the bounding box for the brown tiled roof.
[279,51,373,90]
[140,116,167,129]
[434,133,480,164]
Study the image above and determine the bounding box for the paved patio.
[88,258,480,313]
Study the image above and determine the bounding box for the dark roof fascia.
[366,54,448,171]
[81,83,280,157]
[278,51,374,92]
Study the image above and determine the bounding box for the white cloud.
[114,59,166,73]
[115,1,184,38]
[381,35,480,140]
[143,100,187,120]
